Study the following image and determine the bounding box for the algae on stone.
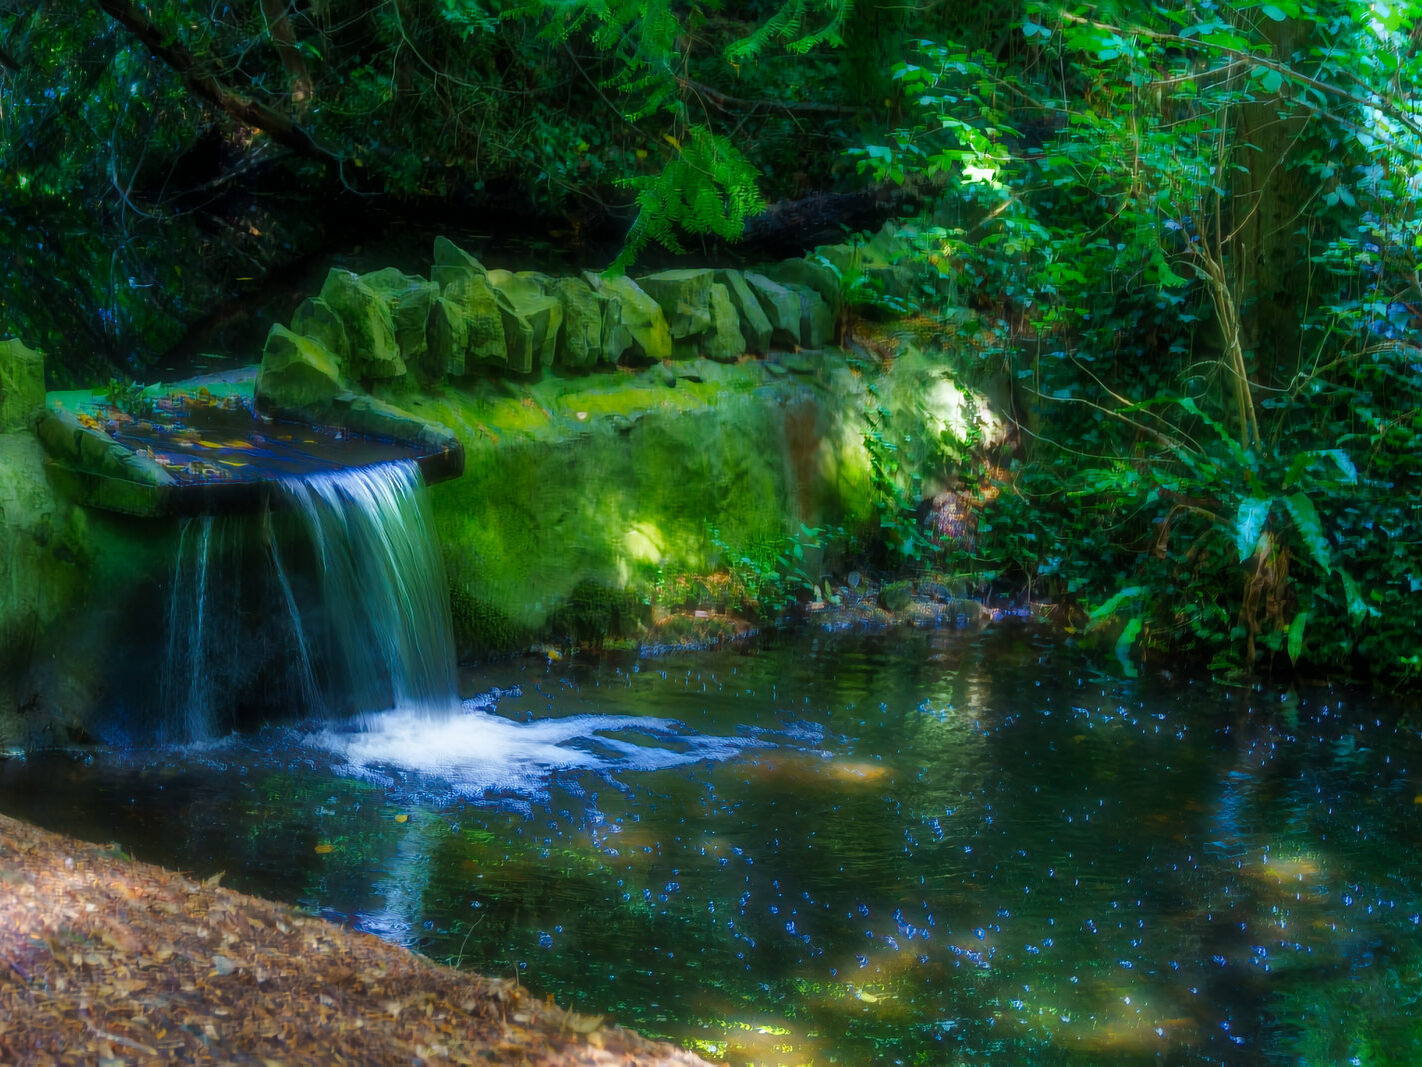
[443,273,507,369]
[702,282,747,363]
[744,272,801,349]
[362,268,437,368]
[317,269,405,381]
[255,324,349,413]
[548,278,602,371]
[637,269,714,343]
[0,339,46,433]
[487,271,562,374]
[716,270,772,355]
[290,298,350,362]
[586,274,672,365]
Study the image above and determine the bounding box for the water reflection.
[1,626,1418,1062]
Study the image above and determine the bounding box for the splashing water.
[161,461,458,740]
[276,461,459,721]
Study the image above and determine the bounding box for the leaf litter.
[0,813,710,1065]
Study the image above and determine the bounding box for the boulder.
[444,273,507,369]
[317,269,405,381]
[431,236,488,290]
[636,270,713,343]
[362,268,438,368]
[797,288,836,349]
[425,296,468,380]
[290,298,349,362]
[587,275,672,364]
[766,257,843,319]
[716,270,772,355]
[702,282,747,363]
[0,339,46,434]
[744,272,801,349]
[549,278,602,370]
[487,271,562,374]
[256,324,349,413]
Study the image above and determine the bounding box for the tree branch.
[93,0,340,163]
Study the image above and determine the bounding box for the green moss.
[547,580,648,647]
[448,587,525,654]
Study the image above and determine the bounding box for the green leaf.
[1286,610,1308,665]
[1235,496,1272,562]
[1260,4,1289,21]
[1115,617,1142,678]
[1280,491,1330,575]
[1089,585,1142,623]
[1259,67,1284,93]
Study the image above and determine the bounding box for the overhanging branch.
[93,0,340,164]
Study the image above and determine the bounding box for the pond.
[1,626,1418,1064]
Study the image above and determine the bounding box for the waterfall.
[274,461,459,722]
[161,459,458,741]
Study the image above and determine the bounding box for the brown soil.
[0,813,711,1065]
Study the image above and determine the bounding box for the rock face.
[7,222,1007,745]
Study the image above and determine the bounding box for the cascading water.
[161,460,458,740]
[274,461,459,721]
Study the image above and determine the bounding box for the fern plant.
[610,125,765,271]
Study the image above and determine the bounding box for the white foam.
[307,695,768,800]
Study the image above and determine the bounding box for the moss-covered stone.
[317,269,405,381]
[636,269,714,343]
[716,270,772,355]
[487,270,562,374]
[0,339,46,434]
[290,298,349,362]
[588,275,672,364]
[430,236,488,290]
[255,324,349,413]
[362,268,437,369]
[766,257,843,319]
[744,272,801,349]
[425,296,468,380]
[879,580,913,612]
[797,287,836,349]
[443,273,507,370]
[703,282,747,363]
[548,278,602,371]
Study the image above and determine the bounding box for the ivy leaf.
[1287,610,1308,665]
[1088,585,1142,623]
[1235,496,1272,562]
[1280,490,1330,575]
[1115,617,1143,677]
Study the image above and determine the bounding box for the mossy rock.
[549,278,602,371]
[797,288,836,349]
[636,269,714,343]
[548,579,647,647]
[766,257,843,319]
[588,274,672,364]
[449,587,525,654]
[444,273,507,370]
[290,298,350,362]
[430,236,488,290]
[361,268,437,369]
[255,324,348,413]
[879,580,913,612]
[744,272,801,349]
[716,270,772,355]
[486,271,562,374]
[317,269,405,381]
[702,282,747,363]
[425,296,468,380]
[0,339,45,434]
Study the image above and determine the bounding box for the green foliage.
[867,2,1422,686]
[611,126,765,271]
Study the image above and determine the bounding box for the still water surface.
[2,626,1419,1063]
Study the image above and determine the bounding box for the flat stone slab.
[39,369,463,517]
